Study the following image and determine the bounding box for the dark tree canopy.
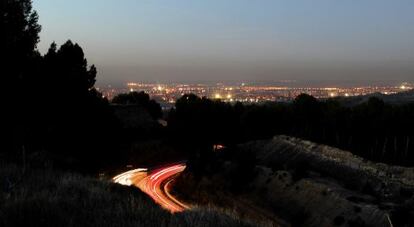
[169,94,240,148]
[112,91,162,120]
[43,40,97,95]
[1,0,42,154]
[113,91,152,105]
[168,93,414,166]
[1,0,41,85]
[1,0,119,170]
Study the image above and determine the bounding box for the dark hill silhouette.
[334,89,414,106]
[168,94,414,166]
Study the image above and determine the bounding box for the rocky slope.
[178,136,414,226]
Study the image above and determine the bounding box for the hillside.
[336,89,414,106]
[0,163,261,227]
[176,136,414,226]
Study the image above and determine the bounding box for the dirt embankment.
[177,136,414,226]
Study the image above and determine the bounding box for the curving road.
[113,163,189,213]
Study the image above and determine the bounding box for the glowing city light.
[107,81,413,103]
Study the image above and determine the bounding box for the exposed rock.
[237,135,414,226]
[243,135,414,200]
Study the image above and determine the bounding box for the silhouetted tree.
[36,41,120,170]
[169,93,414,166]
[169,94,242,151]
[1,0,41,86]
[1,0,41,158]
[42,40,96,96]
[112,91,162,120]
[0,0,122,171]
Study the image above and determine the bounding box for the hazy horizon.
[34,0,414,85]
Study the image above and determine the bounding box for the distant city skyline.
[34,0,414,85]
[97,81,413,104]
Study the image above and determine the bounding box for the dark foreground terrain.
[0,162,266,227]
[2,135,414,226]
[176,136,414,227]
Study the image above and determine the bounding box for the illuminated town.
[97,82,413,105]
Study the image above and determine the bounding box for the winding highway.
[113,163,189,213]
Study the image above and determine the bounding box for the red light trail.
[113,163,189,213]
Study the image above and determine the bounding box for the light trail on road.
[113,163,189,213]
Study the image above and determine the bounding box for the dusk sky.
[33,0,414,85]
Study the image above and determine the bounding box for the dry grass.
[0,163,257,227]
